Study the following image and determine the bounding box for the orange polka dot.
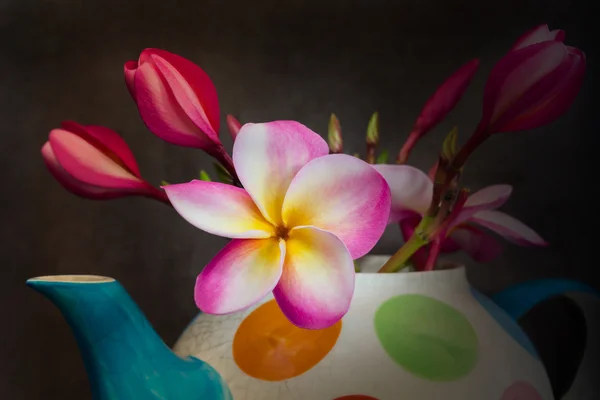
[333,396,379,400]
[232,299,342,381]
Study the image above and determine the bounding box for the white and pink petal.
[281,154,391,259]
[471,210,548,246]
[194,238,285,314]
[373,164,433,223]
[273,226,355,330]
[163,180,275,239]
[465,184,512,209]
[452,184,513,227]
[232,121,329,225]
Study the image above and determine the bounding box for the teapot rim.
[356,254,466,277]
[26,275,115,284]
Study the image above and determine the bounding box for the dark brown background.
[1,0,598,398]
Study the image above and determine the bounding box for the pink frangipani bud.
[480,25,585,134]
[511,24,566,51]
[124,48,222,151]
[397,59,479,163]
[41,121,168,203]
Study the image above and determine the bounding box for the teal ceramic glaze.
[470,287,540,359]
[26,275,232,400]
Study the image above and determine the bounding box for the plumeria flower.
[374,164,547,266]
[164,121,391,329]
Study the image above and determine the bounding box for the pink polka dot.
[501,381,543,400]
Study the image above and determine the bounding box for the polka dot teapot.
[27,255,600,400]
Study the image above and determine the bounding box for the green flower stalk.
[378,144,465,273]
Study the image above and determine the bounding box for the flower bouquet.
[42,23,584,328]
[35,24,598,400]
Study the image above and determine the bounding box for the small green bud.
[328,113,343,153]
[199,170,211,181]
[441,126,458,163]
[376,149,389,164]
[160,180,170,186]
[366,111,379,146]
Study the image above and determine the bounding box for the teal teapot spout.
[26,275,232,400]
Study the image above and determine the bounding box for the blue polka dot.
[470,288,539,359]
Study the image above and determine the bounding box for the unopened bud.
[441,127,458,163]
[199,170,211,182]
[328,113,343,153]
[366,112,379,145]
[376,149,389,164]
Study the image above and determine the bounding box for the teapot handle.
[492,279,600,400]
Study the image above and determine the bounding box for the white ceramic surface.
[173,256,554,400]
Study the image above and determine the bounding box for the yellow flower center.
[275,225,290,240]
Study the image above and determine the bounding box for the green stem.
[378,220,431,273]
[380,167,463,273]
[382,122,486,273]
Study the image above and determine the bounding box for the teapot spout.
[26,275,232,400]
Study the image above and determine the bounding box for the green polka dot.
[374,294,479,381]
